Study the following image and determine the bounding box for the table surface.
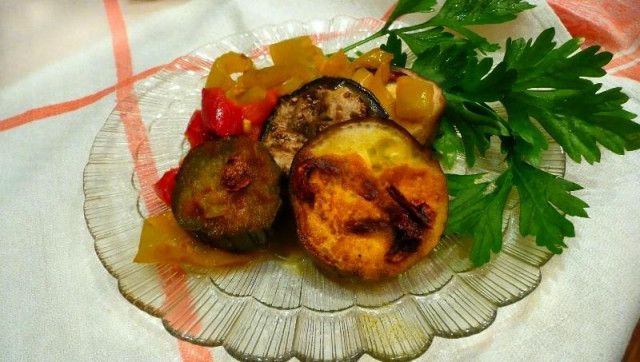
[1,1,639,361]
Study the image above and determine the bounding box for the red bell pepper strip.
[201,87,278,140]
[184,110,208,148]
[153,167,179,206]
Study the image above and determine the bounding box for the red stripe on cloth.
[103,1,213,361]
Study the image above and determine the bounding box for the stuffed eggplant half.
[171,136,282,253]
[289,118,448,280]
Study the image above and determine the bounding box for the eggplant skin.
[171,136,282,252]
[261,77,388,174]
[289,118,448,280]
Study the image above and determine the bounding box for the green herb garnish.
[344,0,640,266]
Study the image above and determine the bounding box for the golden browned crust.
[289,118,448,280]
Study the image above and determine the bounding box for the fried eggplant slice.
[289,118,448,280]
[262,77,388,173]
[171,136,282,252]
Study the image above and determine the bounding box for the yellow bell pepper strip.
[269,35,325,71]
[237,65,316,95]
[361,68,395,117]
[351,67,374,84]
[320,50,354,78]
[134,211,257,267]
[394,75,447,143]
[205,52,255,90]
[395,75,437,120]
[352,48,394,71]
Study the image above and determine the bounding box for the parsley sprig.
[344,0,640,265]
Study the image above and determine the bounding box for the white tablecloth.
[1,0,638,360]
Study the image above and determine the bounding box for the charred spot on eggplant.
[262,77,388,173]
[289,118,448,280]
[171,136,282,253]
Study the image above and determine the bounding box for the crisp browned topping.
[291,156,340,206]
[356,180,379,201]
[345,218,388,235]
[221,155,252,192]
[386,185,430,227]
[385,210,423,263]
[384,185,432,263]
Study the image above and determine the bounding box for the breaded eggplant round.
[289,118,448,280]
[171,136,282,252]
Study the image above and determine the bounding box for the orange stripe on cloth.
[548,0,640,81]
[0,65,164,132]
[103,1,213,362]
[607,39,640,68]
[612,62,640,81]
[382,2,396,21]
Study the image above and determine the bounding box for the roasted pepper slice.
[135,210,257,267]
[205,52,255,90]
[153,168,180,206]
[201,87,278,140]
[269,35,325,71]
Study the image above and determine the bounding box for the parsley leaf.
[446,157,590,266]
[410,41,518,100]
[433,117,464,168]
[395,26,465,55]
[431,0,535,25]
[439,93,509,166]
[380,33,407,68]
[505,28,611,90]
[422,0,535,52]
[501,28,640,164]
[345,0,532,55]
[410,42,476,88]
[501,98,548,166]
[384,0,438,28]
[446,172,514,265]
[510,157,589,253]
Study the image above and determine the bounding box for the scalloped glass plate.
[84,16,565,361]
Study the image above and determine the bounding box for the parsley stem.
[342,30,385,53]
[392,19,437,34]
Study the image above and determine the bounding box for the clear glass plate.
[83,16,565,361]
